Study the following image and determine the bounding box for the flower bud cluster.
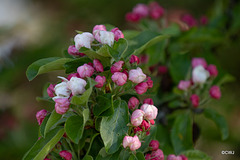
[145,140,164,160]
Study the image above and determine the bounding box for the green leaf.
[82,155,93,160]
[39,114,50,137]
[65,114,84,144]
[112,38,128,60]
[122,30,140,40]
[216,74,235,86]
[171,113,193,154]
[64,57,92,73]
[119,149,130,160]
[181,150,212,160]
[136,152,145,160]
[85,133,100,156]
[100,100,129,154]
[44,110,62,137]
[204,108,229,140]
[97,45,112,57]
[160,24,181,36]
[96,147,121,160]
[93,94,113,117]
[146,40,167,65]
[83,108,90,124]
[23,127,64,160]
[26,57,72,81]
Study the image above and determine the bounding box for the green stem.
[66,139,78,160]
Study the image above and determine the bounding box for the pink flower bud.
[181,14,197,28]
[209,86,221,99]
[134,127,143,134]
[54,98,70,114]
[150,119,155,125]
[192,66,209,84]
[140,104,158,120]
[123,136,133,148]
[130,135,141,151]
[44,158,51,160]
[149,140,159,151]
[207,64,218,77]
[151,149,164,160]
[67,45,85,56]
[167,154,182,160]
[145,154,151,160]
[92,24,107,35]
[158,65,168,75]
[95,30,115,46]
[200,15,208,25]
[140,54,149,63]
[129,67,147,83]
[190,94,199,108]
[111,27,124,41]
[93,59,104,72]
[192,58,207,68]
[131,109,145,126]
[149,2,164,19]
[77,64,95,78]
[74,32,94,50]
[67,73,79,80]
[143,98,154,105]
[47,84,55,97]
[133,4,149,18]
[178,80,191,90]
[128,97,139,110]
[146,77,153,88]
[110,61,124,73]
[130,55,140,64]
[67,77,87,95]
[141,120,150,130]
[95,75,106,88]
[88,62,93,67]
[180,155,188,160]
[122,69,128,78]
[59,150,72,160]
[125,12,141,22]
[111,72,127,86]
[36,109,48,125]
[135,82,149,95]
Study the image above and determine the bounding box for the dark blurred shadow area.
[0,0,240,159]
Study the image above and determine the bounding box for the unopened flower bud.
[128,97,139,110]
[47,84,55,97]
[111,72,127,86]
[158,65,168,75]
[151,149,164,160]
[146,77,153,88]
[143,98,153,105]
[134,127,143,134]
[145,154,151,160]
[67,45,85,56]
[135,82,148,95]
[167,154,182,160]
[207,64,218,77]
[149,140,159,151]
[141,120,150,130]
[178,80,191,90]
[67,77,87,95]
[36,109,48,125]
[150,119,155,125]
[140,104,158,120]
[123,136,132,148]
[92,24,107,36]
[191,58,207,68]
[181,14,197,28]
[122,69,128,78]
[192,66,209,84]
[140,54,149,63]
[54,82,71,98]
[59,150,72,160]
[93,59,104,72]
[123,135,141,151]
[130,55,140,64]
[74,32,94,50]
[125,12,141,22]
[129,67,146,83]
[133,4,149,18]
[77,64,95,78]
[67,73,79,80]
[95,30,115,46]
[200,15,208,25]
[149,2,164,19]
[111,27,124,41]
[110,61,124,73]
[190,94,199,108]
[131,109,145,126]
[54,98,70,114]
[209,86,221,99]
[95,75,106,88]
[180,155,188,160]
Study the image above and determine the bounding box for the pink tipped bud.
[209,86,221,99]
[151,149,164,160]
[74,32,94,50]
[67,73,79,80]
[59,150,72,160]
[111,72,127,86]
[150,119,155,125]
[95,75,106,88]
[67,77,87,95]
[47,84,55,97]
[207,64,218,77]
[67,45,84,56]
[190,94,199,108]
[93,59,104,72]
[129,67,147,83]
[181,14,197,28]
[178,80,191,90]
[133,4,149,18]
[158,65,168,75]
[167,154,182,160]
[149,140,159,151]
[130,55,140,64]
[111,28,124,41]
[149,2,164,19]
[54,98,70,114]
[180,155,188,160]
[192,58,207,68]
[146,77,153,88]
[95,30,115,46]
[131,109,145,126]
[126,12,141,22]
[128,97,139,110]
[77,64,95,78]
[36,109,48,125]
[145,154,151,160]
[200,15,208,25]
[143,98,154,105]
[134,127,143,134]
[92,24,107,35]
[110,61,124,73]
[140,104,158,120]
[141,120,150,130]
[135,82,149,95]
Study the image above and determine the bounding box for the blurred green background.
[0,0,240,159]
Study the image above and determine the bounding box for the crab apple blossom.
[133,4,149,18]
[146,77,153,88]
[36,109,48,125]
[191,58,207,68]
[143,98,154,105]
[129,67,146,83]
[192,65,210,84]
[190,94,200,108]
[149,2,164,19]
[67,77,87,95]
[135,82,149,95]
[54,98,70,114]
[54,82,71,98]
[123,135,141,151]
[178,80,191,90]
[111,72,127,86]
[67,45,85,56]
[126,12,141,22]
[207,64,218,77]
[181,14,197,28]
[128,97,139,110]
[209,86,221,99]
[151,149,164,160]
[95,75,106,88]
[131,109,145,126]
[47,84,55,97]
[111,27,124,41]
[130,55,140,64]
[77,64,95,78]
[74,32,94,50]
[140,104,158,120]
[93,59,104,72]
[95,30,115,46]
[141,120,150,130]
[149,140,159,151]
[123,136,132,148]
[167,154,182,160]
[59,150,72,160]
[92,24,107,35]
[110,61,124,73]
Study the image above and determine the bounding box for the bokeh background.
[0,0,240,159]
